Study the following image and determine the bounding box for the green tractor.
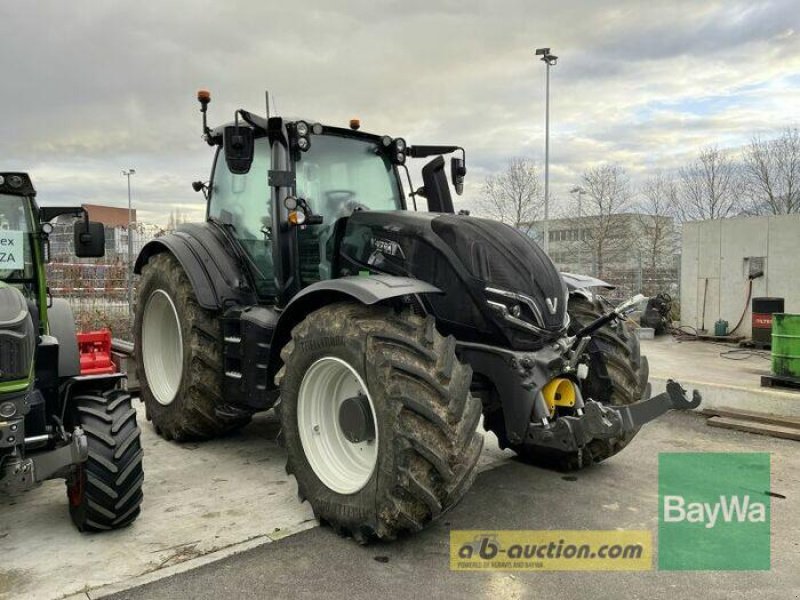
[133,91,699,541]
[0,172,144,531]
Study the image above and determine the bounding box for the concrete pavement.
[103,411,800,600]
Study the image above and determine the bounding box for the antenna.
[265,90,270,119]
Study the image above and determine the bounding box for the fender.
[47,299,80,378]
[134,222,257,310]
[560,272,615,292]
[267,275,442,381]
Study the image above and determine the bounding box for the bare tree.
[576,164,632,279]
[677,146,740,221]
[482,158,544,235]
[635,172,679,294]
[742,127,800,215]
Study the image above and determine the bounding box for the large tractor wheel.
[276,303,483,542]
[134,252,251,441]
[67,389,144,531]
[517,293,649,471]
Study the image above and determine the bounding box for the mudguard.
[560,272,615,292]
[133,222,257,310]
[47,299,80,378]
[267,275,442,380]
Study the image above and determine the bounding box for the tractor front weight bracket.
[0,427,88,494]
[525,379,702,453]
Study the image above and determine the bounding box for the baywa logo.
[658,452,771,571]
[663,494,767,528]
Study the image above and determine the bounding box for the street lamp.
[122,169,136,319]
[570,186,586,272]
[535,47,558,255]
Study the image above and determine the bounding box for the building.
[524,213,678,295]
[83,204,136,228]
[680,214,800,338]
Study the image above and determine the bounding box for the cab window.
[209,136,276,298]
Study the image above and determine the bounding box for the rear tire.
[277,303,482,542]
[67,389,144,532]
[134,252,251,441]
[513,293,649,471]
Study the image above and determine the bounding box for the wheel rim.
[142,289,184,406]
[297,356,379,495]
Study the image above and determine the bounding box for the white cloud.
[1,0,798,225]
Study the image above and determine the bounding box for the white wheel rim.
[142,289,184,406]
[297,356,379,495]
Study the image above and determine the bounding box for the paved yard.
[105,411,800,600]
[0,405,509,600]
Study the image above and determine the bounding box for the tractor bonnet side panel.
[338,211,567,350]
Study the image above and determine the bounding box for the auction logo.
[658,452,771,570]
[450,530,651,571]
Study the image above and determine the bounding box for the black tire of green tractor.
[67,389,144,532]
[276,303,483,542]
[514,293,649,471]
[134,252,251,441]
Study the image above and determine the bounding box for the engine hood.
[337,211,568,350]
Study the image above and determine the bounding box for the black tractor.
[0,173,144,531]
[133,91,699,541]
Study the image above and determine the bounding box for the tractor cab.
[194,91,466,304]
[0,174,45,311]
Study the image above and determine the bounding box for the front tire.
[67,389,144,532]
[134,252,251,441]
[277,303,483,542]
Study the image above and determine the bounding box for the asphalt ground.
[106,411,800,600]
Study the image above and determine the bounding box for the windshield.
[0,193,36,283]
[295,133,403,283]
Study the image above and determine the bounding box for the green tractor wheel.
[67,389,144,531]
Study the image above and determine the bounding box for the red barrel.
[752,297,784,348]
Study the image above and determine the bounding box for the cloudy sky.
[2,1,798,225]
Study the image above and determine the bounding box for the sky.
[1,0,798,225]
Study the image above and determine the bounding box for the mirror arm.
[399,163,417,211]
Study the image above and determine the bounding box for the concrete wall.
[680,214,800,337]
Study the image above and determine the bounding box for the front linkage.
[526,380,702,452]
[459,293,702,457]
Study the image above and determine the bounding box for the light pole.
[122,169,136,319]
[535,47,558,255]
[570,185,586,272]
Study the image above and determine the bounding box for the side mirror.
[450,157,466,196]
[74,221,105,258]
[224,125,254,175]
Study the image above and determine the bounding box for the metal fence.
[47,226,149,341]
[45,223,682,341]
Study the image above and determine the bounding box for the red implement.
[77,329,117,375]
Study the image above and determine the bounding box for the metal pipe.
[111,338,135,355]
[544,60,550,255]
[122,169,136,324]
[24,434,51,445]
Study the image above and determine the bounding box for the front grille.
[0,330,33,381]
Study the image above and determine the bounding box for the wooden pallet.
[707,417,800,441]
[761,373,800,391]
[701,407,800,428]
[703,406,800,441]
